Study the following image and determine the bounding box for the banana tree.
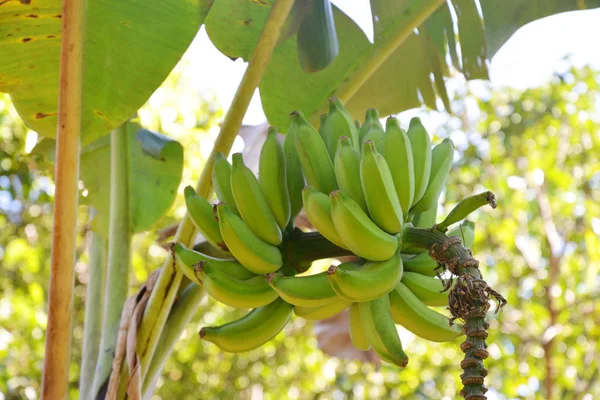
[1,0,598,399]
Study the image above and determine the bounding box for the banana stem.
[92,124,132,396]
[79,211,107,400]
[41,0,84,395]
[284,230,353,269]
[136,0,296,389]
[401,226,505,400]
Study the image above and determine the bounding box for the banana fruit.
[401,272,448,307]
[383,117,414,215]
[283,125,305,225]
[359,295,409,367]
[327,252,403,302]
[259,127,291,230]
[330,190,399,261]
[293,297,351,320]
[322,98,359,157]
[231,153,282,246]
[184,186,227,252]
[196,262,278,309]
[348,302,370,351]
[173,243,255,282]
[407,117,432,207]
[361,140,403,234]
[267,271,339,307]
[389,282,463,342]
[302,186,347,249]
[200,298,293,353]
[212,152,239,215]
[411,138,454,213]
[359,108,385,152]
[216,204,282,274]
[291,111,337,195]
[334,136,367,212]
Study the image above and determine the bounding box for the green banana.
[302,186,348,249]
[184,186,227,252]
[212,152,239,215]
[173,243,255,282]
[200,298,293,353]
[330,190,398,261]
[231,153,282,246]
[447,220,475,248]
[291,111,338,194]
[327,252,403,302]
[412,205,437,228]
[283,125,305,224]
[437,192,495,231]
[359,108,384,152]
[401,252,438,277]
[334,136,367,212]
[411,138,454,213]
[217,204,283,274]
[348,302,370,351]
[401,272,448,307]
[196,262,278,309]
[293,297,351,320]
[359,296,409,367]
[360,140,404,234]
[407,117,432,206]
[389,282,463,342]
[322,98,359,157]
[383,117,415,215]
[259,127,291,230]
[296,0,339,73]
[266,271,339,307]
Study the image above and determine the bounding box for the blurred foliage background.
[0,60,599,399]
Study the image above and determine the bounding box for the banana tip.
[330,189,341,198]
[199,328,207,339]
[326,265,338,275]
[265,273,276,283]
[400,357,409,368]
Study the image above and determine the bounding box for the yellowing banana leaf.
[0,0,209,144]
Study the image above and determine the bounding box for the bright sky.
[181,5,600,126]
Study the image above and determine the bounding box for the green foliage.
[0,0,206,144]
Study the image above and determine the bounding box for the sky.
[179,4,600,126]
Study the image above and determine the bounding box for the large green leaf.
[256,0,600,128]
[260,1,453,129]
[0,0,209,144]
[80,124,184,236]
[480,0,600,58]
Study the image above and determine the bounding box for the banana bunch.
[178,99,482,368]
